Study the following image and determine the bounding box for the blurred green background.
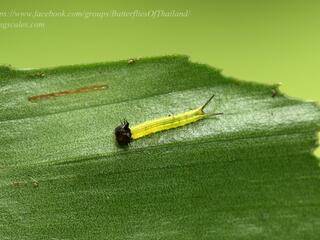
[1,0,319,154]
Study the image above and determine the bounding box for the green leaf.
[1,56,320,239]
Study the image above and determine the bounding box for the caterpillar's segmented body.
[114,94,222,146]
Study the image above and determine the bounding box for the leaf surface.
[1,56,320,239]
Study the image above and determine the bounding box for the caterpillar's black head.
[115,120,132,146]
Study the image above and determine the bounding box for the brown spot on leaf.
[28,84,108,101]
[11,181,26,187]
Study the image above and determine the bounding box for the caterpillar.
[114,94,222,146]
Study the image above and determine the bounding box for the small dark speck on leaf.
[272,89,277,98]
[30,177,39,188]
[30,72,46,78]
[260,212,270,221]
[128,59,136,64]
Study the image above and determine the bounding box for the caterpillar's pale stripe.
[130,95,221,140]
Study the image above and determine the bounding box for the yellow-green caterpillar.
[114,94,222,146]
